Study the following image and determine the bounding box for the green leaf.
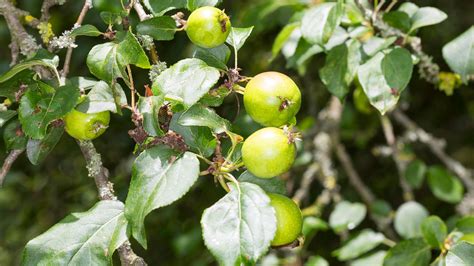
[442,26,474,82]
[76,81,127,114]
[136,16,177,41]
[137,96,165,137]
[238,171,286,194]
[201,182,276,266]
[70,24,102,37]
[272,22,300,59]
[301,1,343,45]
[178,104,230,134]
[199,86,231,107]
[383,11,411,32]
[3,120,27,150]
[152,58,220,108]
[187,0,221,11]
[456,216,474,234]
[329,201,366,232]
[398,2,419,17]
[99,11,122,25]
[21,200,128,265]
[394,201,429,239]
[306,255,329,266]
[193,44,231,70]
[226,27,254,52]
[143,0,186,16]
[87,31,150,83]
[0,110,17,127]
[320,39,361,100]
[0,70,35,102]
[405,160,427,188]
[381,47,413,91]
[427,166,464,203]
[170,113,216,157]
[125,146,199,248]
[0,50,59,83]
[421,216,447,249]
[66,76,99,91]
[362,36,397,57]
[18,83,79,139]
[302,217,329,236]
[357,48,413,114]
[383,238,431,266]
[351,251,387,266]
[410,7,447,33]
[26,126,63,165]
[333,229,385,261]
[446,241,474,266]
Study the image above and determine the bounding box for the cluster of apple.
[62,6,304,247]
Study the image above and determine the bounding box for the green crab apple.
[268,193,303,246]
[242,127,296,178]
[64,109,110,140]
[186,6,231,48]
[244,72,301,127]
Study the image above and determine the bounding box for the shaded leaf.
[329,201,366,232]
[455,216,474,234]
[193,44,231,70]
[421,216,447,249]
[427,166,464,203]
[178,104,230,133]
[201,182,276,266]
[70,24,102,37]
[125,146,199,248]
[405,159,427,189]
[0,110,17,127]
[272,22,300,59]
[226,27,254,51]
[394,201,428,239]
[362,36,397,57]
[170,114,216,157]
[333,229,385,261]
[21,200,128,265]
[320,40,361,100]
[410,7,447,32]
[76,81,127,114]
[152,58,220,108]
[442,26,474,82]
[136,16,177,41]
[446,241,474,266]
[383,238,431,266]
[187,0,221,11]
[383,11,411,32]
[301,1,343,45]
[238,171,286,194]
[18,83,79,139]
[381,47,413,92]
[87,31,150,83]
[0,50,59,83]
[26,126,63,165]
[351,251,387,266]
[143,0,186,16]
[3,120,27,150]
[137,96,165,137]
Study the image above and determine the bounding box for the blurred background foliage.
[0,0,473,265]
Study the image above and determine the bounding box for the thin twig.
[335,144,375,204]
[77,140,147,265]
[132,0,151,21]
[380,115,414,201]
[385,0,398,12]
[61,0,92,78]
[392,109,474,193]
[0,149,24,187]
[127,65,136,110]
